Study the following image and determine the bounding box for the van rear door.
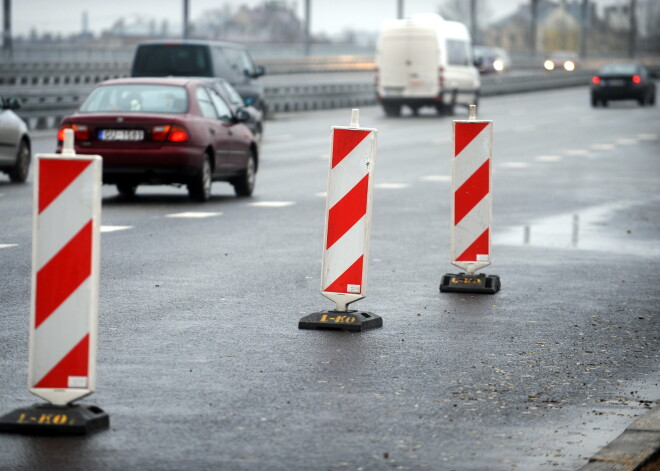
[379,29,439,98]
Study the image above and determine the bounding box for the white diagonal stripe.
[37,164,95,271]
[452,196,491,261]
[453,123,492,190]
[30,278,91,386]
[322,216,366,291]
[327,132,373,208]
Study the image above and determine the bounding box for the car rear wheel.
[117,183,137,197]
[232,151,256,197]
[8,140,30,183]
[188,156,212,202]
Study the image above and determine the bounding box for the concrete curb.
[579,406,660,471]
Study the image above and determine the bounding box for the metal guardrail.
[1,54,656,130]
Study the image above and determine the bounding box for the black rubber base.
[299,310,383,331]
[440,273,501,294]
[0,403,109,435]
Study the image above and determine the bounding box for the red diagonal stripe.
[454,122,489,157]
[34,334,89,389]
[35,220,93,328]
[454,159,489,225]
[326,174,369,249]
[39,159,92,213]
[456,228,489,262]
[324,256,363,294]
[332,129,371,168]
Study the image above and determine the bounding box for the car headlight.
[493,59,504,72]
[563,61,575,71]
[544,60,555,71]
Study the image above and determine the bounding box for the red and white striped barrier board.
[300,110,382,331]
[451,114,493,273]
[441,105,500,294]
[28,136,102,406]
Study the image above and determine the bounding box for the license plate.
[383,87,404,96]
[98,129,144,141]
[607,79,625,87]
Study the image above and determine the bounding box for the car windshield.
[80,84,188,114]
[599,64,638,75]
[219,82,244,107]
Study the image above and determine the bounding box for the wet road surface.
[1,85,659,470]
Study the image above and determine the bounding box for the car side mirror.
[473,57,483,67]
[234,108,250,123]
[3,97,21,110]
[251,65,265,78]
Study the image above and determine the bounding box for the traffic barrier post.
[440,105,501,294]
[0,129,109,434]
[299,109,382,331]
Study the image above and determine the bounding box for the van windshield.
[132,45,212,77]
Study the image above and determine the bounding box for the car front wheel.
[117,183,137,197]
[232,151,256,197]
[8,140,30,183]
[188,156,212,202]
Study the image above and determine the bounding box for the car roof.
[136,39,246,49]
[94,77,210,87]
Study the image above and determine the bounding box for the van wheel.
[117,183,137,197]
[383,104,401,117]
[436,103,454,116]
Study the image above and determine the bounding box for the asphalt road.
[1,86,659,470]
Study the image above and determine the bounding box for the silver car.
[0,96,31,183]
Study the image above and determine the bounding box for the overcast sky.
[10,0,623,37]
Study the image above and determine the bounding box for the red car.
[57,77,258,201]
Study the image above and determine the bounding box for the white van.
[375,14,480,116]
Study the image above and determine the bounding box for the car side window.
[208,88,232,122]
[196,86,219,119]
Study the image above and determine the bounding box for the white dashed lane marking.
[500,162,530,169]
[515,125,536,132]
[420,175,451,182]
[638,133,658,141]
[535,155,563,162]
[166,212,222,218]
[616,138,638,145]
[374,183,409,189]
[100,226,133,233]
[315,192,327,198]
[591,144,615,151]
[564,149,590,156]
[248,201,296,208]
[431,137,451,145]
[0,244,18,249]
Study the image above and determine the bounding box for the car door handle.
[209,128,215,134]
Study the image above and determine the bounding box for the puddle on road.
[495,201,660,257]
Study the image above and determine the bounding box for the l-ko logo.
[319,314,357,324]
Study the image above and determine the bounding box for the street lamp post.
[2,0,11,52]
[183,0,189,39]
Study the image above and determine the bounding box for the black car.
[131,40,267,113]
[591,63,656,107]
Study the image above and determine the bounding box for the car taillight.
[438,66,445,89]
[168,125,189,142]
[592,76,600,85]
[57,124,89,142]
[632,75,641,84]
[151,125,171,141]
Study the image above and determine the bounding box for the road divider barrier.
[299,109,382,331]
[440,105,501,294]
[0,129,109,435]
